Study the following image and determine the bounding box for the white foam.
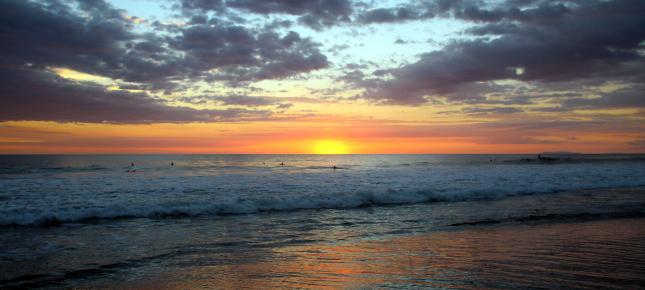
[2,156,645,226]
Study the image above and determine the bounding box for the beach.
[1,155,644,289]
[109,216,645,289]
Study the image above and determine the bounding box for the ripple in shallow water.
[147,218,644,289]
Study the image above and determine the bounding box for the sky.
[0,0,644,154]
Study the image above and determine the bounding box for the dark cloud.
[264,19,293,30]
[1,0,135,77]
[218,95,278,107]
[394,38,408,44]
[0,68,270,123]
[562,88,645,109]
[533,85,645,112]
[179,95,293,109]
[354,0,645,105]
[0,0,194,88]
[275,103,294,109]
[457,95,535,106]
[180,0,225,11]
[0,0,330,123]
[1,0,329,85]
[181,0,353,30]
[358,6,423,24]
[357,0,575,24]
[356,0,467,24]
[196,30,329,84]
[461,107,523,115]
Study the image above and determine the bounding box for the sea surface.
[1,154,644,289]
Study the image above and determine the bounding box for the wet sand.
[93,217,645,289]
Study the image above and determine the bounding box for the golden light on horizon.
[313,140,349,154]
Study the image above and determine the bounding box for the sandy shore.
[2,187,644,289]
[93,216,645,289]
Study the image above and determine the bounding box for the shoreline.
[2,186,645,288]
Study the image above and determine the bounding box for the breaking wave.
[1,186,642,227]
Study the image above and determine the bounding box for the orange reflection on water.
[105,218,645,289]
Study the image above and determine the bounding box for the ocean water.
[1,154,645,288]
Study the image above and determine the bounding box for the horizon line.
[1,152,644,156]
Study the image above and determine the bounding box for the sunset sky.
[1,0,644,154]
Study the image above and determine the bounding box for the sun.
[313,140,349,154]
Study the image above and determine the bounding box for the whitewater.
[1,154,644,226]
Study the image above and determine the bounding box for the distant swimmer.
[333,165,337,170]
[280,162,284,166]
[171,162,174,166]
[131,162,135,167]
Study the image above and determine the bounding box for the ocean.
[1,154,644,288]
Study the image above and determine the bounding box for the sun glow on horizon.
[313,140,349,154]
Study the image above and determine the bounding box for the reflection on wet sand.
[137,218,645,289]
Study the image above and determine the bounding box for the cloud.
[461,107,523,115]
[353,0,645,105]
[535,85,645,112]
[171,25,329,84]
[179,95,295,109]
[2,0,644,127]
[394,38,408,44]
[358,6,423,24]
[356,0,575,24]
[180,0,225,11]
[181,0,353,30]
[0,0,330,85]
[0,0,331,122]
[0,68,269,123]
[218,95,278,107]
